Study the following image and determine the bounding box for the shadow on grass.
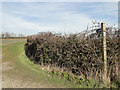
[116,81,120,88]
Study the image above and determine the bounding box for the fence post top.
[101,22,105,24]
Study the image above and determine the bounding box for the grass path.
[2,40,77,88]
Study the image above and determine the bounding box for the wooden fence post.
[101,22,108,82]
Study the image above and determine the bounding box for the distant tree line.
[0,32,26,39]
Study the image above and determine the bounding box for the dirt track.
[1,41,47,88]
[2,66,44,88]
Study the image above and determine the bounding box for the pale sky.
[1,1,118,36]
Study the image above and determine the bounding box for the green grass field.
[2,39,79,88]
[1,39,26,45]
